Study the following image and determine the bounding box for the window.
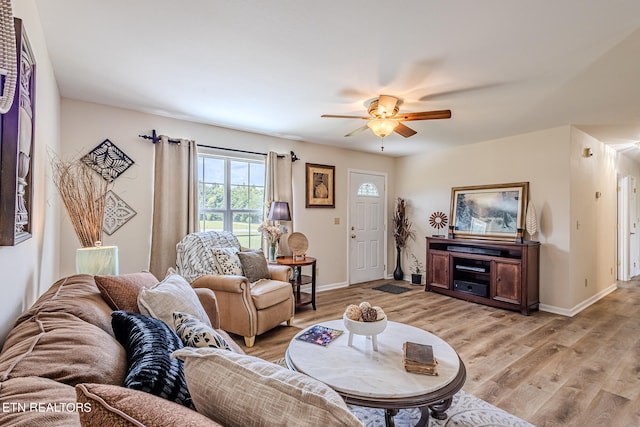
[197,150,265,249]
[357,182,379,197]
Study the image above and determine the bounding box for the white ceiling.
[34,0,640,159]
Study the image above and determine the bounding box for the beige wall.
[0,1,61,343]
[58,99,396,288]
[569,128,618,311]
[395,125,626,313]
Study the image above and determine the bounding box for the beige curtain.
[265,151,293,256]
[149,135,198,279]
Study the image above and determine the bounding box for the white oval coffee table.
[285,320,466,427]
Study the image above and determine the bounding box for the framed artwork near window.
[0,18,36,246]
[450,182,529,241]
[305,163,335,208]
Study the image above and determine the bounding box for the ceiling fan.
[321,95,451,150]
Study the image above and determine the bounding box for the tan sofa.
[0,274,230,426]
[176,231,296,347]
[0,274,363,427]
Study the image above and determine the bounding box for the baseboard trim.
[299,282,348,293]
[539,283,618,317]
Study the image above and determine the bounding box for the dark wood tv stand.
[426,237,540,315]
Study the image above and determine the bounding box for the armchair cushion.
[138,274,212,328]
[237,250,271,283]
[250,280,295,310]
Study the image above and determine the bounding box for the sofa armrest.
[194,288,221,329]
[268,264,292,282]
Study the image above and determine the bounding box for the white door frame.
[618,175,640,281]
[347,169,388,285]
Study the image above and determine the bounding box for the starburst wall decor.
[81,139,134,182]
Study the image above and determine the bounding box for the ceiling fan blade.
[345,124,370,137]
[419,82,505,101]
[321,114,369,119]
[377,95,399,116]
[394,122,417,138]
[395,109,452,121]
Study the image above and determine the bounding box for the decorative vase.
[76,244,119,275]
[393,246,404,280]
[525,202,538,240]
[269,243,277,262]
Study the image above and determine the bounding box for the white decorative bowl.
[342,314,388,336]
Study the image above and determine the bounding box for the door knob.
[351,234,356,239]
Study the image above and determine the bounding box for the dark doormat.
[373,284,412,294]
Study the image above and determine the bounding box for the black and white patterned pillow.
[212,247,243,275]
[173,312,231,350]
[111,311,193,408]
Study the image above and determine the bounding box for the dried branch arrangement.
[51,156,110,248]
[393,197,415,248]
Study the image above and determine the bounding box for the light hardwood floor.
[231,279,640,427]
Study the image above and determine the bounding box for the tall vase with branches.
[392,198,415,280]
[51,156,110,248]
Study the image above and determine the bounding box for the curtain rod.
[138,129,299,162]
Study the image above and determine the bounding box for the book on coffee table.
[296,325,343,346]
[403,341,439,376]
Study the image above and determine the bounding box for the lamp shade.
[268,201,291,221]
[367,119,399,138]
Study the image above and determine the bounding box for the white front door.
[349,171,386,284]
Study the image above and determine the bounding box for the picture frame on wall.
[305,163,335,208]
[450,182,529,241]
[0,18,36,246]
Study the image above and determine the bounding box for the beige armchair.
[175,231,295,347]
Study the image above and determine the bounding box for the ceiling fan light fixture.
[367,119,398,138]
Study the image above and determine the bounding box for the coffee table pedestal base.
[382,397,452,427]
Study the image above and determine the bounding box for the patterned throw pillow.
[212,247,243,276]
[111,311,193,409]
[173,312,231,350]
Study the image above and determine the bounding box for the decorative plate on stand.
[288,232,309,259]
